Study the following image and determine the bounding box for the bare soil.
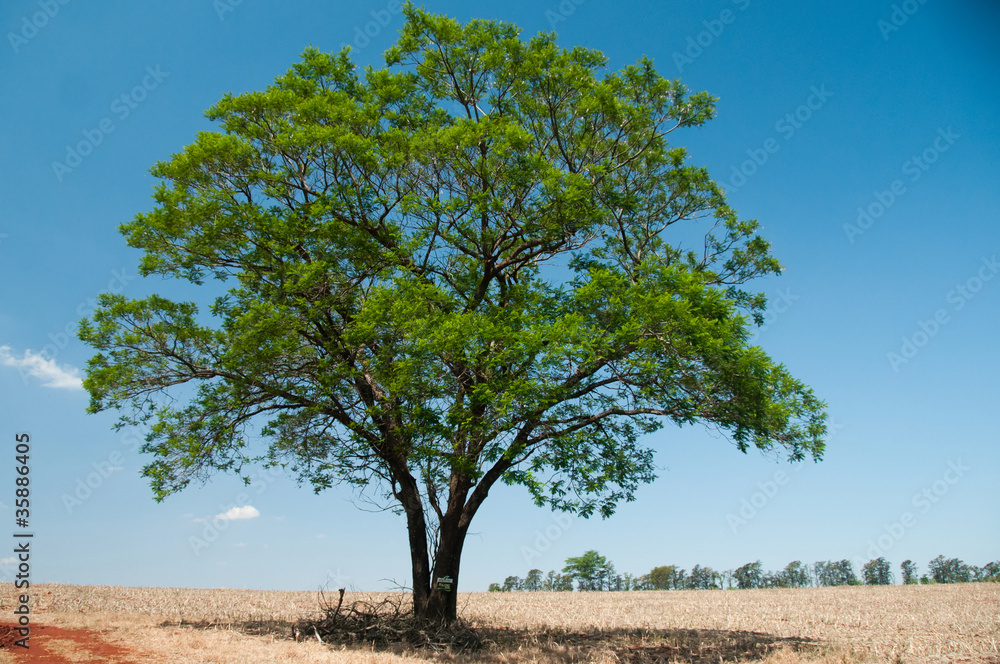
[0,621,147,663]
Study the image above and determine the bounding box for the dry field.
[0,582,997,664]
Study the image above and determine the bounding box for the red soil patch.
[0,622,146,663]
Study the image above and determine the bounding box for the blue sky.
[1,0,997,592]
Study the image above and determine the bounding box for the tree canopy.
[79,5,826,621]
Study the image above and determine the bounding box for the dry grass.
[0,583,996,664]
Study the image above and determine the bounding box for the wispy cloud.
[0,345,83,389]
[215,505,260,521]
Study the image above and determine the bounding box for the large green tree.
[562,550,615,591]
[79,6,825,623]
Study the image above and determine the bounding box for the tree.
[900,560,918,585]
[77,6,826,623]
[632,573,652,590]
[523,568,544,591]
[502,575,523,592]
[543,570,574,592]
[781,560,811,588]
[928,555,973,584]
[687,564,719,590]
[818,560,859,587]
[862,557,893,585]
[734,561,764,589]
[563,550,614,591]
[648,565,681,590]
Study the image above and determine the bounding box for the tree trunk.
[398,457,510,624]
[394,469,433,618]
[420,511,470,623]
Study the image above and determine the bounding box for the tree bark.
[393,467,433,618]
[420,507,469,622]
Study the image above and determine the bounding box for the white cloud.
[215,505,260,521]
[0,345,84,389]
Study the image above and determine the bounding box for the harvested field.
[0,583,996,663]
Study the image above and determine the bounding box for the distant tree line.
[488,551,1000,592]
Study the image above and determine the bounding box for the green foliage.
[563,550,616,591]
[649,565,685,590]
[862,557,893,585]
[900,559,919,585]
[78,5,826,610]
[491,554,1000,593]
[502,575,523,592]
[734,561,764,589]
[980,561,1000,582]
[544,570,574,592]
[81,5,824,509]
[928,555,975,584]
[686,564,719,590]
[522,569,544,591]
[780,560,811,588]
[813,560,858,587]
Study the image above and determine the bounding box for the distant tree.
[928,555,974,584]
[620,572,635,591]
[734,561,764,589]
[719,569,735,590]
[862,557,893,585]
[563,550,615,591]
[632,573,652,590]
[687,564,720,590]
[502,575,523,592]
[781,561,811,588]
[649,565,680,590]
[761,571,784,588]
[523,569,544,591]
[545,570,574,592]
[831,559,860,586]
[979,561,1000,582]
[814,560,858,587]
[900,560,919,585]
[488,582,503,592]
